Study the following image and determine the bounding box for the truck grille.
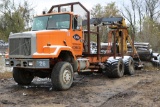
[9,38,31,56]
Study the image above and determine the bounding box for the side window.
[72,16,78,30]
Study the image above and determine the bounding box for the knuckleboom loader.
[5,2,142,90]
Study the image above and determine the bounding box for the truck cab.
[6,12,83,67]
[33,12,83,57]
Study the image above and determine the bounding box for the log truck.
[5,2,141,90]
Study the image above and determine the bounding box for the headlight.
[28,61,33,66]
[5,60,9,65]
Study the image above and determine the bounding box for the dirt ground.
[0,57,160,107]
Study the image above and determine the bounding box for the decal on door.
[73,34,81,41]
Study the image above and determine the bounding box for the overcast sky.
[18,0,126,15]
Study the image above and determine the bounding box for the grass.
[0,72,12,79]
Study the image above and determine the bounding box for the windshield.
[31,14,70,31]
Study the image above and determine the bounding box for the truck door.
[71,16,83,56]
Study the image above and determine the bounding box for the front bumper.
[5,59,50,68]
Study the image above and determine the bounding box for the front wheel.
[51,62,73,91]
[13,67,34,85]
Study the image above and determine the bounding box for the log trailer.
[5,2,142,90]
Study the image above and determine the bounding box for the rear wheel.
[104,57,124,78]
[123,56,135,75]
[51,61,73,90]
[13,67,34,85]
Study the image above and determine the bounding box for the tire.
[51,61,73,91]
[13,67,34,85]
[104,57,124,78]
[123,56,135,75]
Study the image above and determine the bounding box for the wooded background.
[0,0,160,52]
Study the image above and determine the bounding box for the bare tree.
[120,0,137,38]
[135,0,144,35]
[121,0,160,36]
[145,0,160,20]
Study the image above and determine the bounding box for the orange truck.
[5,2,141,90]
